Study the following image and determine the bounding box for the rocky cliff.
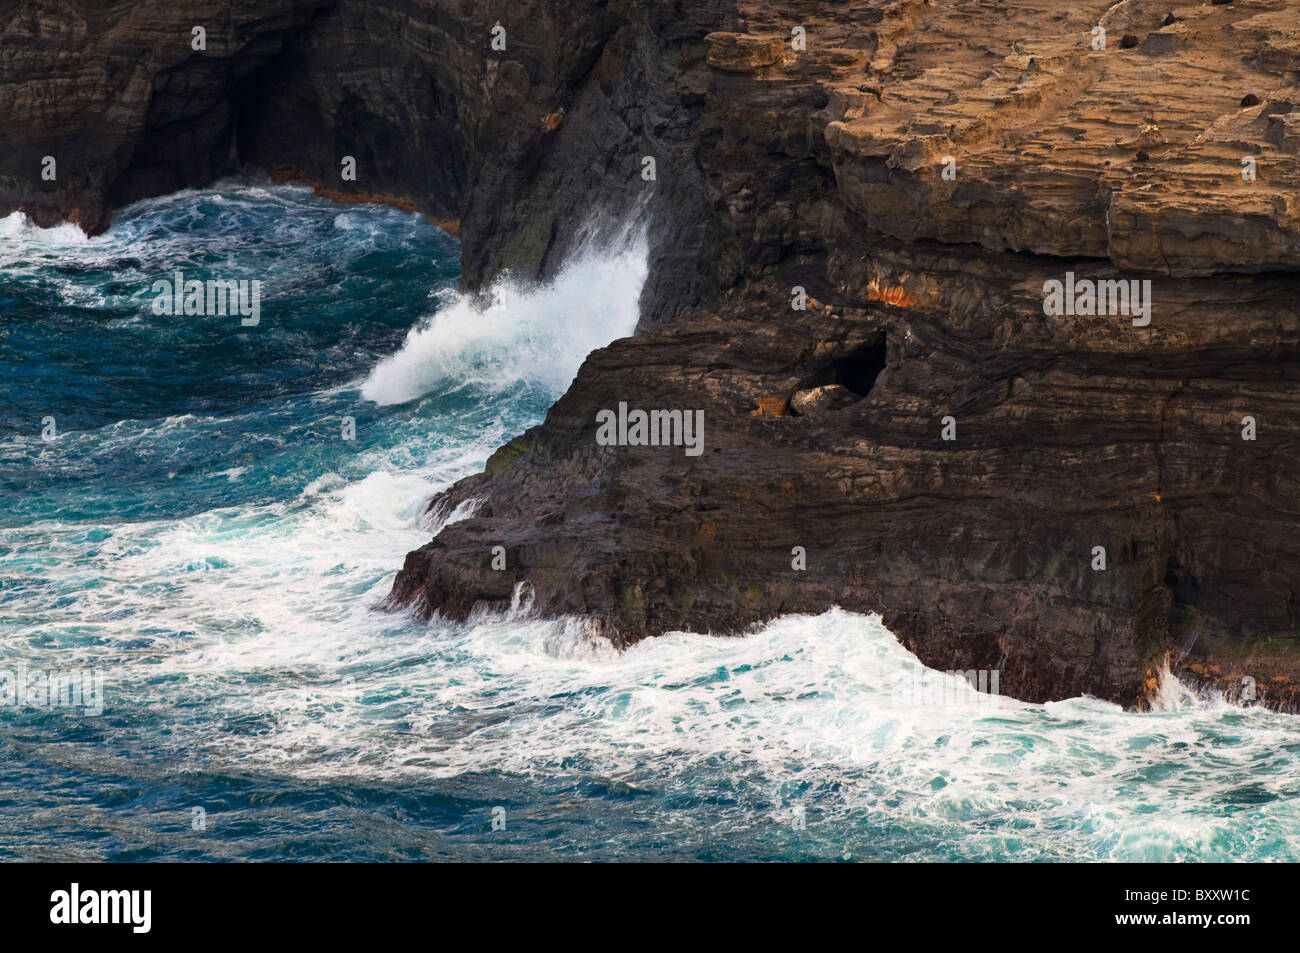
[6,0,1300,709]
[0,0,731,323]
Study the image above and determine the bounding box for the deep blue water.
[0,181,1297,861]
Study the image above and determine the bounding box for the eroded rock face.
[0,0,736,324]
[390,0,1300,710]
[7,1,1300,708]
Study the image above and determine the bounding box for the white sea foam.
[9,396,1297,860]
[360,229,648,406]
[109,577,1299,861]
[0,211,91,247]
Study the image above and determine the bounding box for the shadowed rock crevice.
[810,332,887,398]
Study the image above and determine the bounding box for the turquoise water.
[0,181,1297,862]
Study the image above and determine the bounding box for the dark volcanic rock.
[387,0,1300,710]
[6,0,1300,709]
[0,0,737,325]
[390,248,1300,709]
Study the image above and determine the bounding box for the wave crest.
[360,229,647,406]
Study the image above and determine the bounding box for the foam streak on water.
[0,181,1296,862]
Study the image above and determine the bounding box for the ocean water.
[0,180,1296,862]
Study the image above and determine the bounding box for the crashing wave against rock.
[8,0,1300,709]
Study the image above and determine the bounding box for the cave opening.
[813,332,888,398]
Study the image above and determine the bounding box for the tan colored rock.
[810,0,1300,275]
[704,32,784,72]
[790,385,858,415]
[751,394,790,416]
